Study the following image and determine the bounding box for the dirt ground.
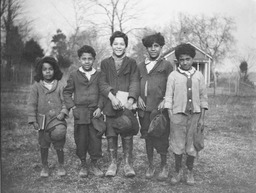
[1,84,256,193]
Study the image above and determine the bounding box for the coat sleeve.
[63,73,75,110]
[164,73,175,110]
[27,83,38,124]
[128,59,140,101]
[199,73,208,110]
[99,61,114,97]
[59,81,69,116]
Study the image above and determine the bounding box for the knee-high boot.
[105,137,118,177]
[145,138,155,179]
[157,154,169,181]
[40,148,49,177]
[122,137,135,177]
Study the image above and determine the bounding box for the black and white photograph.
[1,0,256,192]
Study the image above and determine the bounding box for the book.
[37,114,46,130]
[116,91,137,109]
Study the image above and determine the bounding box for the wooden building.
[163,42,212,86]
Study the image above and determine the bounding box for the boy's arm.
[164,73,175,113]
[99,62,114,98]
[128,60,140,102]
[199,73,208,110]
[63,74,76,110]
[59,82,69,117]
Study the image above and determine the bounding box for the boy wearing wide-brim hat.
[63,45,105,178]
[164,43,208,185]
[137,33,173,181]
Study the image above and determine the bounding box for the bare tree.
[163,13,236,94]
[90,0,143,35]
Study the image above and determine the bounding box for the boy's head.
[110,31,128,57]
[175,43,196,71]
[142,33,165,60]
[34,56,63,82]
[77,45,96,71]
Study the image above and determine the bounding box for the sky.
[24,0,256,70]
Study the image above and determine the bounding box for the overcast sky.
[24,0,256,61]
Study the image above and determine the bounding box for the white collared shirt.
[79,67,96,80]
[43,80,55,90]
[145,55,161,73]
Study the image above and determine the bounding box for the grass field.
[1,84,256,193]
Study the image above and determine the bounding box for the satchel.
[193,124,204,151]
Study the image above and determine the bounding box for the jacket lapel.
[108,57,118,77]
[117,56,128,76]
[148,58,163,75]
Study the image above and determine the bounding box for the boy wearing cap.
[137,33,173,181]
[63,45,104,178]
[100,31,140,177]
[164,43,208,185]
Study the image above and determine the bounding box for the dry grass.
[1,84,256,193]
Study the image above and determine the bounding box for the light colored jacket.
[164,70,208,114]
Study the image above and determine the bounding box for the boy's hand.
[168,109,173,119]
[138,96,146,111]
[124,98,134,110]
[157,100,165,110]
[111,97,122,110]
[57,112,65,120]
[197,118,205,131]
[29,122,39,130]
[93,108,101,118]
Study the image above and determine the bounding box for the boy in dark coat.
[164,43,208,185]
[138,33,173,181]
[100,31,140,177]
[63,45,104,178]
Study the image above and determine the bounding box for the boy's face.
[42,62,54,82]
[112,37,126,57]
[146,42,162,60]
[79,53,95,71]
[178,54,193,71]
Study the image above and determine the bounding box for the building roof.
[163,42,212,60]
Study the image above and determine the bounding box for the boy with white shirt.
[63,45,104,178]
[137,33,173,181]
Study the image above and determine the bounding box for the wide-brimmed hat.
[45,117,67,141]
[112,109,139,136]
[92,115,106,138]
[49,124,67,141]
[148,109,167,137]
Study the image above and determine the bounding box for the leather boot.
[186,155,195,185]
[122,137,135,177]
[171,170,183,185]
[186,170,195,185]
[90,159,104,177]
[40,148,49,177]
[56,149,66,176]
[79,159,88,178]
[157,154,169,181]
[145,139,155,179]
[171,153,183,185]
[105,137,118,177]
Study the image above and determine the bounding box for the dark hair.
[142,33,165,47]
[34,56,63,82]
[175,43,196,59]
[77,45,96,58]
[110,31,128,47]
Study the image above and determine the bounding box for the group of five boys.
[28,31,208,186]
